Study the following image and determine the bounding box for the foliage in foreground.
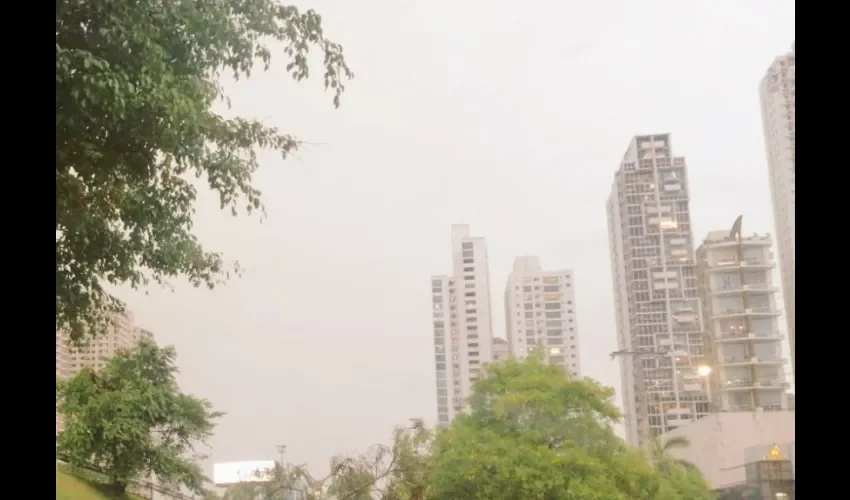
[207,357,714,499]
[324,357,714,500]
[57,341,223,496]
[56,0,353,342]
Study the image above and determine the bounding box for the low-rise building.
[660,411,794,490]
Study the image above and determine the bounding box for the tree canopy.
[56,0,353,341]
[423,356,715,500]
[56,340,223,495]
[298,357,713,500]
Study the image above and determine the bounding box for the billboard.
[213,460,276,485]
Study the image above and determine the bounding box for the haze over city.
[93,0,794,479]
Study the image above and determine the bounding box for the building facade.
[431,224,495,425]
[504,256,581,378]
[491,337,510,363]
[65,311,142,373]
[696,230,790,413]
[606,134,709,448]
[759,42,795,380]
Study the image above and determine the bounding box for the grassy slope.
[56,468,142,500]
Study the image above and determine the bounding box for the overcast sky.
[115,0,795,478]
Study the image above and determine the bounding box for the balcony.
[757,378,791,389]
[707,259,776,272]
[713,331,784,343]
[727,403,789,413]
[719,356,787,367]
[720,378,790,391]
[712,306,781,319]
[664,408,693,427]
[710,282,779,296]
[721,379,757,391]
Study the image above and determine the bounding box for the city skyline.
[102,1,795,474]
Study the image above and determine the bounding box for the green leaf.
[56,0,353,342]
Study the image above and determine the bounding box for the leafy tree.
[650,436,697,472]
[424,356,714,499]
[56,340,223,495]
[382,419,432,500]
[326,419,432,500]
[56,0,353,342]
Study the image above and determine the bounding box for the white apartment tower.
[431,224,495,425]
[504,257,581,378]
[759,42,795,380]
[696,229,789,413]
[606,134,710,448]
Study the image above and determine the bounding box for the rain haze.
[112,0,796,477]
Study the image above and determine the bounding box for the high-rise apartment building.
[56,310,155,434]
[65,311,141,373]
[430,224,495,425]
[759,42,795,379]
[696,230,789,413]
[606,134,709,448]
[504,257,581,377]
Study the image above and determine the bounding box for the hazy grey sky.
[115,0,795,477]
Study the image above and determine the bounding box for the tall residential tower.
[696,229,789,413]
[758,42,795,380]
[504,257,581,378]
[606,134,710,448]
[431,225,495,425]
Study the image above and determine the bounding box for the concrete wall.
[661,411,795,489]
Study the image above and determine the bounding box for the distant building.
[491,338,510,363]
[695,229,790,412]
[56,309,155,435]
[661,412,795,490]
[63,311,142,373]
[431,225,496,425]
[504,256,581,378]
[759,42,795,379]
